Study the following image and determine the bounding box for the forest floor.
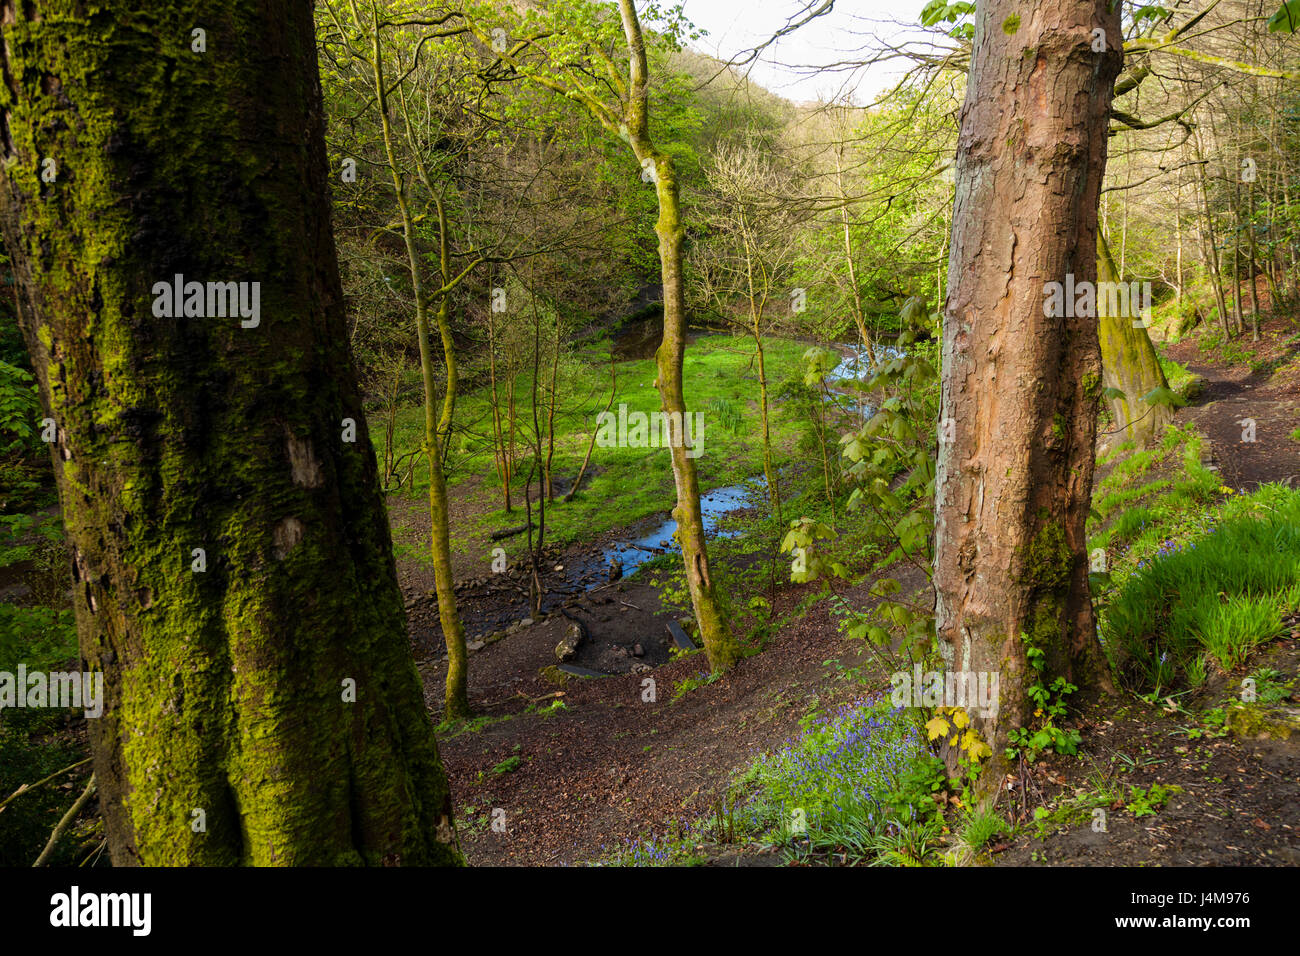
[3,320,1295,868]
[413,315,1300,867]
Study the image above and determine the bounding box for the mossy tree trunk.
[740,222,781,527]
[360,7,471,722]
[934,0,1120,778]
[0,0,461,865]
[619,0,739,672]
[472,0,742,673]
[1096,229,1172,447]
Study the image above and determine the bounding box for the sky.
[677,0,933,105]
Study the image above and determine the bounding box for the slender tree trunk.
[1193,134,1230,336]
[566,358,616,503]
[619,0,739,671]
[934,0,1121,778]
[1174,181,1184,304]
[372,30,469,721]
[506,376,517,509]
[743,233,782,526]
[487,309,511,508]
[836,150,876,366]
[545,301,561,501]
[0,0,460,864]
[525,292,546,619]
[753,323,781,527]
[1246,184,1262,340]
[1231,209,1244,336]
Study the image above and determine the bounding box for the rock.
[608,558,624,582]
[484,631,506,645]
[466,640,485,652]
[1225,704,1300,740]
[632,643,644,658]
[521,617,534,627]
[666,619,697,651]
[554,622,583,662]
[539,665,570,687]
[630,662,651,674]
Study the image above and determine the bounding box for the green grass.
[954,805,1011,855]
[1157,354,1200,401]
[1101,483,1300,692]
[1088,424,1221,556]
[376,333,812,552]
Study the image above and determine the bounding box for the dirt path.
[427,565,928,865]
[1165,326,1300,490]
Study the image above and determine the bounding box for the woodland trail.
[1166,329,1300,490]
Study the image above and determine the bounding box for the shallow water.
[597,478,764,579]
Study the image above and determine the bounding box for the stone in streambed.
[554,622,583,662]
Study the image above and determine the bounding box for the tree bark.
[0,1,461,864]
[934,0,1121,777]
[618,0,740,672]
[1097,230,1172,447]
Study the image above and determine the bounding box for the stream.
[596,478,765,580]
[566,326,901,588]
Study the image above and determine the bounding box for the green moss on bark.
[0,2,461,866]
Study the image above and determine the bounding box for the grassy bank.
[376,333,819,556]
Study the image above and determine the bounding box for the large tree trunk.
[934,0,1121,777]
[0,1,461,865]
[1097,230,1172,447]
[619,0,740,672]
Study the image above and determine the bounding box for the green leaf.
[1131,5,1172,25]
[1141,385,1186,409]
[870,577,902,597]
[1268,0,1300,32]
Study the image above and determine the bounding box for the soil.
[427,566,928,866]
[410,312,1300,867]
[1163,321,1300,490]
[995,632,1300,867]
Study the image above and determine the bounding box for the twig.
[0,756,92,812]
[34,773,96,867]
[79,838,107,868]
